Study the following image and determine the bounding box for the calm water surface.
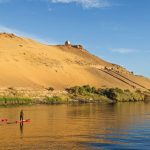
[1,103,150,150]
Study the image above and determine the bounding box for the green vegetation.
[66,85,145,103]
[66,85,96,95]
[0,97,33,105]
[0,85,148,106]
[45,96,63,104]
[96,88,145,102]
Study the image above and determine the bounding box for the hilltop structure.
[64,40,84,50]
[65,40,71,46]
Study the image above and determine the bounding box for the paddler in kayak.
[20,110,24,122]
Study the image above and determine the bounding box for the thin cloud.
[0,25,58,44]
[51,0,111,9]
[110,48,138,54]
[0,0,111,9]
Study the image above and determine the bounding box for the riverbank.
[0,86,150,106]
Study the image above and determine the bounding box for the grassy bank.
[0,97,33,105]
[66,85,148,103]
[0,85,149,106]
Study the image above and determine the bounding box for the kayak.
[1,119,30,124]
[16,119,30,123]
[0,119,8,122]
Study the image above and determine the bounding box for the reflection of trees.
[66,103,149,134]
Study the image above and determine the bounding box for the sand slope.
[0,33,150,90]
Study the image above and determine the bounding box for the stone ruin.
[65,40,71,46]
[64,41,84,50]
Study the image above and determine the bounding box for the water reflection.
[20,122,24,136]
[0,103,150,149]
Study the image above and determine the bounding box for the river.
[0,103,150,150]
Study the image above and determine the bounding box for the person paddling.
[20,110,24,122]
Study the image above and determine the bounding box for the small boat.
[2,119,30,124]
[15,119,31,124]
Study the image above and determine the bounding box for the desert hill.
[0,32,150,91]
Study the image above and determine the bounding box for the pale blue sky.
[0,0,150,77]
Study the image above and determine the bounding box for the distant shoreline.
[0,86,150,106]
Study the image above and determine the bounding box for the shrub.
[66,85,97,95]
[46,87,54,91]
[124,89,130,93]
[66,86,80,94]
[135,89,142,94]
[96,88,104,95]
[45,96,63,104]
[91,86,97,93]
[78,87,86,95]
[83,85,92,93]
[105,88,118,100]
[114,88,123,93]
[66,86,145,102]
[8,87,14,90]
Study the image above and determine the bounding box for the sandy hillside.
[0,33,150,91]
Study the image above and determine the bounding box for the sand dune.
[0,33,150,90]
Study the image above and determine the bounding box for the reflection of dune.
[0,33,150,91]
[0,103,150,149]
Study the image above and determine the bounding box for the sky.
[0,0,150,77]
